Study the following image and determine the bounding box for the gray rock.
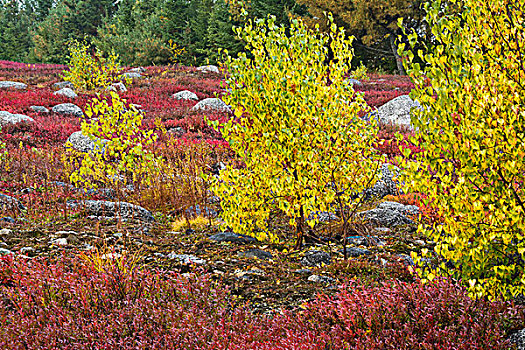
[65,131,107,153]
[301,250,331,267]
[0,228,12,236]
[0,111,34,126]
[30,106,49,113]
[172,90,199,101]
[106,82,127,92]
[377,95,422,129]
[19,247,34,254]
[294,268,312,275]
[197,65,220,74]
[69,200,154,222]
[0,248,14,256]
[0,193,25,211]
[209,232,257,244]
[168,253,206,265]
[52,103,83,117]
[50,238,68,246]
[509,329,525,350]
[347,78,362,86]
[308,275,335,284]
[360,207,413,227]
[364,163,401,200]
[54,87,77,98]
[192,98,230,113]
[342,247,371,258]
[122,72,142,79]
[1,217,15,223]
[53,81,74,90]
[235,268,265,279]
[128,67,145,73]
[346,235,386,247]
[307,211,339,223]
[398,254,415,266]
[377,201,419,216]
[0,81,27,90]
[238,249,273,260]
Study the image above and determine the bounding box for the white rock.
[191,98,230,113]
[54,88,78,99]
[172,90,198,101]
[197,65,220,74]
[51,238,68,246]
[377,95,422,129]
[0,81,27,90]
[52,103,83,117]
[0,111,34,126]
[65,131,107,153]
[122,72,142,79]
[106,82,127,92]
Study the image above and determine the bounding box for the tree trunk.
[390,35,406,76]
[294,206,305,250]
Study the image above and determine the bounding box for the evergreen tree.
[0,0,33,61]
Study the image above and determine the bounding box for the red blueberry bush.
[0,255,522,350]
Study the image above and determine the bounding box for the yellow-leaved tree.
[208,15,381,248]
[400,0,525,299]
[63,92,162,198]
[62,40,129,92]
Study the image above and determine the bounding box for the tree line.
[0,0,425,73]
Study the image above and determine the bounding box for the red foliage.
[0,255,521,350]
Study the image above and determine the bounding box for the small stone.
[54,87,78,98]
[122,72,142,79]
[55,230,77,237]
[192,98,230,113]
[415,239,426,246]
[0,228,12,236]
[65,131,107,153]
[100,253,122,260]
[53,81,74,90]
[293,269,312,275]
[1,217,15,224]
[20,247,34,254]
[0,111,34,126]
[0,248,14,255]
[128,67,145,73]
[51,238,68,246]
[238,249,273,260]
[30,106,49,113]
[0,193,26,211]
[301,250,331,267]
[307,211,339,223]
[172,90,199,101]
[106,82,127,92]
[509,328,525,350]
[197,65,220,74]
[398,254,414,266]
[209,232,257,244]
[342,247,371,258]
[308,275,335,284]
[167,253,206,265]
[235,268,265,278]
[0,81,27,90]
[347,78,362,86]
[68,200,154,222]
[52,103,83,117]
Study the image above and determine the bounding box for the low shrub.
[62,40,128,92]
[0,255,521,349]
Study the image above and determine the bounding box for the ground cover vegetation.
[0,0,524,348]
